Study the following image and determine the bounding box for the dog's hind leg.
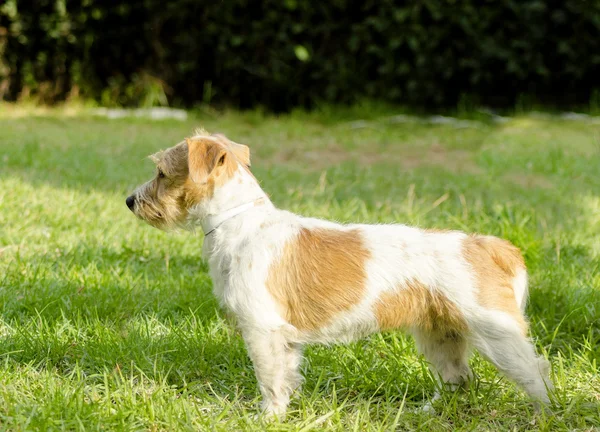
[413,328,472,411]
[468,312,552,407]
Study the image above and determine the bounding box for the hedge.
[1,0,599,111]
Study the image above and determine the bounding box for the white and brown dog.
[126,130,552,417]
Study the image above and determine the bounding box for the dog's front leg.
[243,328,296,419]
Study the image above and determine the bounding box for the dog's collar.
[201,198,265,236]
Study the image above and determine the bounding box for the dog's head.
[126,131,251,230]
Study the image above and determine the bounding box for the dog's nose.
[126,195,135,210]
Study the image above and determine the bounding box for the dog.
[126,130,553,418]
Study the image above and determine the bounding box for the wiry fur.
[126,131,553,419]
[266,228,371,331]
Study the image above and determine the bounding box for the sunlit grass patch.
[0,107,599,430]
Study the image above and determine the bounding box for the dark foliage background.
[1,0,599,111]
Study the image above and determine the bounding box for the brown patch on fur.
[211,133,251,166]
[130,135,242,229]
[182,137,239,206]
[375,281,467,333]
[463,235,528,333]
[210,134,258,183]
[266,228,370,330]
[187,137,237,185]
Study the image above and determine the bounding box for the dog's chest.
[206,247,260,313]
[204,240,283,327]
[207,253,233,307]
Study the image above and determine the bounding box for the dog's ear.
[186,138,229,183]
[212,133,251,167]
[229,141,251,167]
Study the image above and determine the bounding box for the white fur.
[513,268,529,312]
[178,148,551,418]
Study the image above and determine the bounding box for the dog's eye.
[158,169,166,179]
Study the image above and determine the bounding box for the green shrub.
[1,0,599,110]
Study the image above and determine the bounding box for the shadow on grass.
[1,243,214,323]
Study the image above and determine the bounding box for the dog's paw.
[412,392,441,415]
[257,401,287,422]
[415,401,437,415]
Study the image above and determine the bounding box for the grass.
[0,104,599,431]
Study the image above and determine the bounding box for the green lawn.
[1,105,599,431]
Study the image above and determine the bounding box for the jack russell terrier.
[126,130,552,418]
